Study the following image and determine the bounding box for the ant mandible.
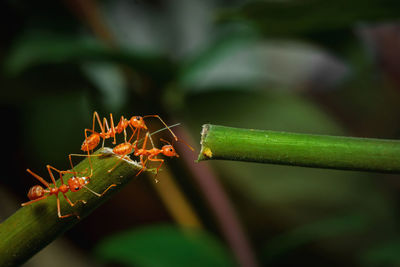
[21,164,116,219]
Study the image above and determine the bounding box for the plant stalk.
[198,124,400,173]
[0,148,151,267]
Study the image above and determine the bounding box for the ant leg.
[109,113,117,144]
[141,132,149,149]
[93,111,105,134]
[123,128,127,143]
[147,156,165,179]
[63,193,87,206]
[83,112,105,151]
[26,169,50,188]
[102,116,110,147]
[83,184,117,197]
[46,165,65,185]
[128,126,138,144]
[69,153,96,177]
[72,149,124,174]
[135,132,150,177]
[136,156,149,176]
[148,132,155,150]
[135,127,154,151]
[57,195,79,219]
[107,150,132,173]
[69,153,78,174]
[21,195,49,206]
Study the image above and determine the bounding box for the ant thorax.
[116,118,129,133]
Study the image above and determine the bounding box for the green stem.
[198,124,400,173]
[0,148,152,267]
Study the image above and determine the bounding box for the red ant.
[21,164,116,219]
[81,111,178,153]
[134,132,180,179]
[81,121,192,176]
[105,123,186,173]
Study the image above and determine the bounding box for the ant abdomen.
[81,133,100,151]
[27,185,45,200]
[113,142,132,155]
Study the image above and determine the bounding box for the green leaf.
[218,0,400,37]
[4,32,175,82]
[94,224,235,267]
[216,0,400,55]
[104,0,217,59]
[179,37,347,92]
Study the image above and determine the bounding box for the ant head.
[27,185,45,200]
[68,177,90,192]
[162,145,179,157]
[130,116,147,130]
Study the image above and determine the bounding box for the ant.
[105,123,186,173]
[134,132,180,180]
[21,164,116,219]
[81,111,178,153]
[80,121,192,176]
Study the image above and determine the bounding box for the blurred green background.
[1,0,400,266]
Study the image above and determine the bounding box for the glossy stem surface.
[198,124,400,173]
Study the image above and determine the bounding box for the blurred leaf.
[179,38,348,92]
[359,240,400,267]
[4,32,175,82]
[105,0,217,59]
[81,62,127,111]
[262,214,371,262]
[218,0,400,50]
[164,0,217,58]
[94,224,235,267]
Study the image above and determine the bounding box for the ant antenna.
[160,137,194,151]
[82,185,101,196]
[179,139,195,151]
[135,123,181,147]
[143,115,178,141]
[160,138,171,145]
[81,183,116,197]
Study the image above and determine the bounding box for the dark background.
[1,0,400,266]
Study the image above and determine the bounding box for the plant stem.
[0,148,150,267]
[198,124,400,173]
